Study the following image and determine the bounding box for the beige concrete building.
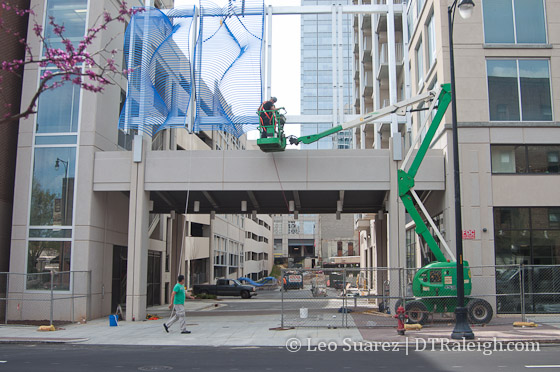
[353,0,560,313]
[6,0,272,323]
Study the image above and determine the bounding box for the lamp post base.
[451,306,475,339]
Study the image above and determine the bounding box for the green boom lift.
[257,84,493,325]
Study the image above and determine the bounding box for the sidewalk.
[1,301,559,346]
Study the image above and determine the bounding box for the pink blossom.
[33,24,43,37]
[41,71,53,80]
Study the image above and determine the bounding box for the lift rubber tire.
[241,290,251,299]
[394,298,414,314]
[467,298,493,324]
[405,300,428,325]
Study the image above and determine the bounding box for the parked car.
[193,279,257,299]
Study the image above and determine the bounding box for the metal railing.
[0,271,91,326]
[281,265,560,328]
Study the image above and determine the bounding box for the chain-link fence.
[0,271,91,326]
[281,265,560,328]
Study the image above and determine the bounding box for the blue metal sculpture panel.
[194,0,264,137]
[119,7,195,137]
[119,1,264,138]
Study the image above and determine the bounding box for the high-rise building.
[300,0,354,150]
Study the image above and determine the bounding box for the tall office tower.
[300,0,354,150]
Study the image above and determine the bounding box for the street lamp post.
[55,158,70,225]
[448,0,475,340]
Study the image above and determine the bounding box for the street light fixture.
[55,158,70,225]
[448,0,475,340]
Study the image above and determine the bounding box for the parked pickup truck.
[193,279,257,299]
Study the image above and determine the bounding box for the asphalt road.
[0,343,558,372]
[211,287,361,313]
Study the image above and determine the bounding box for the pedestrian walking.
[163,274,194,334]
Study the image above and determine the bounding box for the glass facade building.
[300,0,354,150]
[26,0,88,290]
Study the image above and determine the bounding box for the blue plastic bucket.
[109,315,118,327]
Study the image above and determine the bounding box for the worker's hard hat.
[270,96,277,103]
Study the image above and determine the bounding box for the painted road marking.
[525,366,560,369]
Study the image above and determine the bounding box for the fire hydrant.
[394,306,408,335]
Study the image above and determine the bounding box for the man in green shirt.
[163,274,194,334]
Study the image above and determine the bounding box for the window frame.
[491,144,560,174]
[486,58,553,122]
[415,38,424,87]
[481,0,548,45]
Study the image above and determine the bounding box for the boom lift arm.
[397,84,457,264]
[288,89,439,146]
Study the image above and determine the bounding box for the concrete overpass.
[92,145,445,320]
[93,148,445,214]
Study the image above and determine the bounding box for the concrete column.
[387,138,406,309]
[126,137,150,321]
[358,2,365,148]
[170,213,186,292]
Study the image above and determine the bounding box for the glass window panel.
[527,145,560,174]
[27,240,71,289]
[407,6,414,42]
[30,147,76,226]
[317,74,332,83]
[29,228,72,238]
[494,207,530,230]
[303,49,317,58]
[548,208,560,229]
[317,49,331,58]
[303,37,317,46]
[531,208,552,229]
[427,15,436,67]
[532,230,560,265]
[487,60,520,121]
[519,60,552,121]
[514,0,546,44]
[318,36,331,46]
[303,62,316,71]
[491,145,526,173]
[35,135,78,145]
[416,39,423,85]
[482,0,514,43]
[36,71,81,133]
[44,0,88,53]
[417,0,424,15]
[494,230,531,265]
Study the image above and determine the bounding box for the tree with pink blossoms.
[0,1,144,125]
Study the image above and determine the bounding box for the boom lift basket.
[257,108,287,152]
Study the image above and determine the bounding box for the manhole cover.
[138,366,173,371]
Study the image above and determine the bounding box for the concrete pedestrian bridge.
[93,148,445,214]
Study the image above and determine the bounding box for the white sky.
[174,0,301,141]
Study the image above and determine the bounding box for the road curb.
[0,337,89,344]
